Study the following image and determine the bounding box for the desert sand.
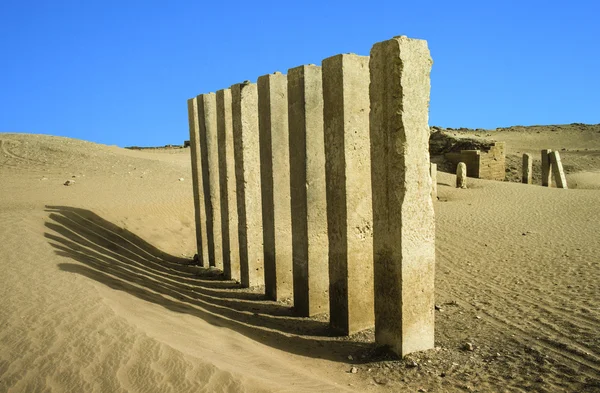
[0,125,599,392]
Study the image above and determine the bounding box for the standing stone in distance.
[288,64,329,317]
[541,149,553,187]
[456,162,467,189]
[430,163,438,200]
[522,153,533,184]
[187,97,209,266]
[550,150,568,189]
[258,72,293,301]
[216,89,241,281]
[369,36,435,357]
[231,82,265,288]
[323,53,374,335]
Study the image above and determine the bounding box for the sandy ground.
[0,127,599,392]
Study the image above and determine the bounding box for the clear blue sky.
[1,0,598,147]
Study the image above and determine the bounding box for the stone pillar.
[322,53,373,335]
[550,151,568,189]
[257,72,293,301]
[197,93,223,269]
[187,97,209,266]
[456,162,467,188]
[542,149,553,187]
[430,163,437,200]
[369,36,435,357]
[216,89,241,281]
[288,65,329,317]
[522,153,532,184]
[231,82,264,288]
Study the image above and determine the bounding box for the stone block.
[456,162,467,188]
[257,72,293,301]
[542,149,553,187]
[430,163,437,200]
[216,89,241,281]
[187,97,209,266]
[197,93,223,269]
[288,64,329,317]
[231,82,264,288]
[550,150,568,189]
[369,36,435,356]
[522,153,532,184]
[322,53,373,335]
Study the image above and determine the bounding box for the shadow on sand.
[44,205,376,363]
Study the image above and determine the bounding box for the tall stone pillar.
[369,36,435,357]
[216,89,241,281]
[187,97,209,266]
[288,65,329,317]
[257,72,293,301]
[430,163,438,200]
[197,93,223,269]
[550,151,568,189]
[542,149,553,187]
[322,54,373,335]
[522,153,533,184]
[456,162,467,188]
[231,82,264,288]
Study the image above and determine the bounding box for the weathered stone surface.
[187,97,209,266]
[550,150,568,189]
[216,89,241,281]
[522,153,533,184]
[369,36,435,356]
[322,53,373,335]
[456,162,467,188]
[197,93,223,268]
[288,64,329,317]
[258,72,293,301]
[231,82,264,288]
[542,149,553,187]
[430,163,437,200]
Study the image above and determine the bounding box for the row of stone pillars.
[522,150,568,188]
[187,36,435,356]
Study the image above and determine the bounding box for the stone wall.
[445,142,505,180]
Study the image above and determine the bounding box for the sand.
[0,127,599,392]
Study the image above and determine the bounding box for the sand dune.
[1,130,599,392]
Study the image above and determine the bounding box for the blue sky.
[1,0,598,147]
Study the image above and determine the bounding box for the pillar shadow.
[44,205,373,362]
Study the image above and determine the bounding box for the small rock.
[463,342,475,351]
[347,355,353,361]
[434,304,442,311]
[418,388,427,392]
[350,367,358,374]
[476,316,481,319]
[64,180,74,186]
[406,360,418,368]
[373,377,388,385]
[179,178,184,181]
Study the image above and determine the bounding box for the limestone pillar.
[231,82,264,288]
[456,162,467,188]
[322,54,373,335]
[288,65,329,317]
[216,89,241,281]
[522,153,532,184]
[550,151,568,189]
[542,149,553,187]
[369,36,435,356]
[257,72,293,301]
[187,97,209,266]
[197,93,223,269]
[430,163,437,200]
